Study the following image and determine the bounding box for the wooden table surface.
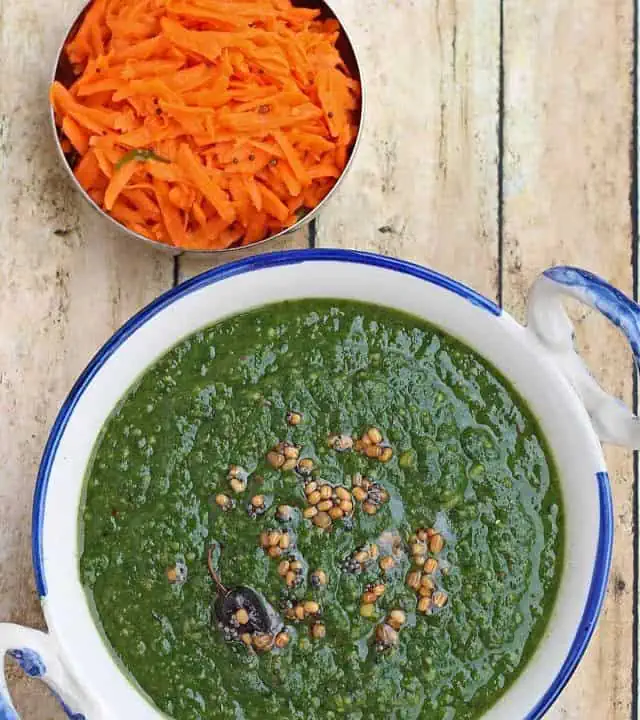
[0,0,637,717]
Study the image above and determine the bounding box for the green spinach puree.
[81,299,563,720]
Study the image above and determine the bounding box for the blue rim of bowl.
[32,248,612,719]
[523,469,613,719]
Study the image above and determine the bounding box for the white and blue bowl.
[2,249,638,719]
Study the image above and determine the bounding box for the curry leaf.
[115,148,171,170]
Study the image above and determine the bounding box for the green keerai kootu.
[81,299,563,720]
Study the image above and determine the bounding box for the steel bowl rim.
[49,0,366,256]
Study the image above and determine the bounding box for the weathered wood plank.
[178,227,309,280]
[501,2,635,717]
[315,0,501,299]
[0,1,174,715]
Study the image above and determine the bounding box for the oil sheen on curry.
[80,299,563,720]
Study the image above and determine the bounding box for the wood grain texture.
[0,1,173,715]
[315,0,501,299]
[178,227,309,280]
[501,1,635,717]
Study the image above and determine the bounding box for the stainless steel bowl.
[50,0,365,256]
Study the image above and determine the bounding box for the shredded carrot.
[259,181,289,223]
[104,159,140,210]
[153,179,190,246]
[122,188,161,221]
[52,0,360,249]
[62,115,90,155]
[74,150,101,188]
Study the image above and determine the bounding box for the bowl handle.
[528,265,640,448]
[0,623,95,719]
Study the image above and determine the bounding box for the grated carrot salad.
[51,0,361,250]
